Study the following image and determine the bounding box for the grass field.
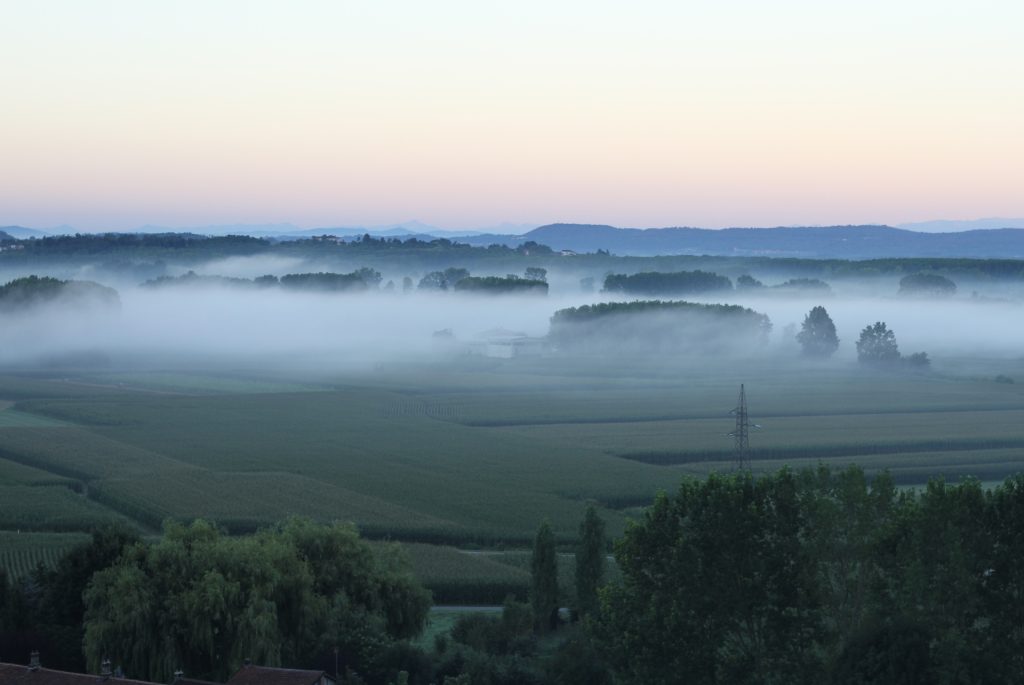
[1,356,1024,601]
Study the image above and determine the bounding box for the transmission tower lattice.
[729,384,754,470]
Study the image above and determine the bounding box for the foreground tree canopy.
[597,467,1024,685]
[83,518,431,683]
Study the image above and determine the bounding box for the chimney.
[173,670,185,681]
[28,651,41,671]
[100,658,113,679]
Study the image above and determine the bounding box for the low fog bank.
[1,274,1023,374]
[0,287,588,371]
[722,294,1024,360]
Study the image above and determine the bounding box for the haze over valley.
[3,0,1024,682]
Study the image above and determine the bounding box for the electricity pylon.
[728,384,759,470]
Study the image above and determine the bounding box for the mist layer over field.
[1,271,1023,372]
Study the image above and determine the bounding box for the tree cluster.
[280,269,382,291]
[433,507,607,685]
[795,308,929,369]
[596,466,1024,684]
[602,270,732,295]
[775,277,831,292]
[143,269,383,292]
[15,233,268,257]
[856,322,929,368]
[549,300,772,354]
[0,276,120,312]
[77,518,429,683]
[899,272,957,297]
[453,276,548,295]
[417,268,471,291]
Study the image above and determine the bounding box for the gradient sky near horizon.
[2,1,1022,231]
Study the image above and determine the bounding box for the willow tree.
[83,518,430,682]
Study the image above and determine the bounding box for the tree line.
[797,306,929,367]
[549,300,773,354]
[4,468,1024,684]
[441,468,1024,684]
[0,276,120,312]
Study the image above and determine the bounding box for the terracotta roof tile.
[225,666,332,685]
[0,663,159,685]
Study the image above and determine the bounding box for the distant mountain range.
[897,218,1024,232]
[8,221,1024,259]
[0,225,51,239]
[482,224,1024,259]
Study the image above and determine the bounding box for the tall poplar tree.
[575,504,605,618]
[530,520,559,633]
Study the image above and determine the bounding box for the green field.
[82,371,327,395]
[0,404,69,428]
[0,531,90,579]
[1,357,1024,601]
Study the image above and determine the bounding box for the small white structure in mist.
[470,327,546,358]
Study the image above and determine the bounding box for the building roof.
[0,663,159,685]
[476,327,528,340]
[225,666,332,685]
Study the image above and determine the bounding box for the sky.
[1,1,1022,231]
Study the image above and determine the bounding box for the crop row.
[0,485,126,532]
[0,456,77,487]
[0,531,89,579]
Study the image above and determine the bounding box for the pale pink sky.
[1,1,1021,230]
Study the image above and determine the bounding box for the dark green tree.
[524,267,547,282]
[856,322,900,364]
[574,504,605,618]
[530,521,559,633]
[796,306,840,358]
[982,474,1024,680]
[83,518,430,683]
[32,524,140,670]
[597,472,823,685]
[0,568,9,633]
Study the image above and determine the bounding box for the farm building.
[469,328,546,358]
